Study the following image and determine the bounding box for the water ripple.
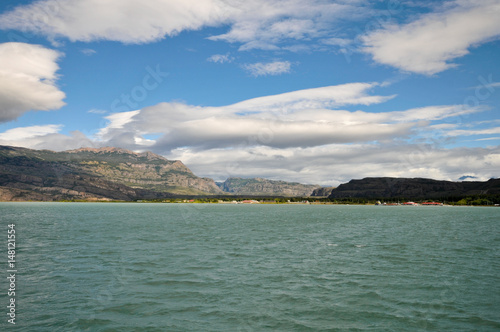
[1,203,499,331]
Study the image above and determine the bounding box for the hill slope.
[328,177,500,200]
[217,177,321,196]
[311,186,336,197]
[0,145,222,201]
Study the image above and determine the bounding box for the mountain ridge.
[327,177,500,200]
[0,145,222,200]
[66,147,169,162]
[0,145,324,200]
[1,145,499,202]
[217,177,321,196]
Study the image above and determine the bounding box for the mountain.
[310,186,336,197]
[328,177,500,200]
[61,147,222,194]
[217,177,321,196]
[0,145,222,201]
[6,146,496,202]
[458,175,479,181]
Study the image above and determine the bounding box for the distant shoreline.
[1,200,499,207]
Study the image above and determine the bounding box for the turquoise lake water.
[1,203,499,331]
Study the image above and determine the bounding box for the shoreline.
[1,200,499,207]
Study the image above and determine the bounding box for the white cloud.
[80,48,96,56]
[322,37,352,47]
[169,144,500,186]
[230,83,395,111]
[0,124,62,141]
[0,0,229,44]
[97,110,140,137]
[385,105,482,123]
[469,79,500,91]
[93,83,400,152]
[445,126,500,137]
[476,137,500,141]
[0,42,65,123]
[361,0,500,75]
[85,82,495,184]
[0,0,364,49]
[0,83,496,185]
[208,0,365,50]
[207,53,233,64]
[421,117,500,140]
[0,125,94,151]
[242,60,292,77]
[88,83,489,158]
[87,109,108,114]
[2,125,498,185]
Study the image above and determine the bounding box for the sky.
[0,0,499,186]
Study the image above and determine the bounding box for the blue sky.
[0,0,499,185]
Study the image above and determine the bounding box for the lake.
[1,203,499,331]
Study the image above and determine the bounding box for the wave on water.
[2,203,499,331]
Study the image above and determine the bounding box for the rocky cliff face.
[328,177,500,199]
[0,145,222,201]
[0,156,163,201]
[311,186,336,197]
[218,177,321,196]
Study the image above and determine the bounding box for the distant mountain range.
[1,145,498,202]
[0,145,320,201]
[217,177,320,196]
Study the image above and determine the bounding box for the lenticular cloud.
[0,42,65,123]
